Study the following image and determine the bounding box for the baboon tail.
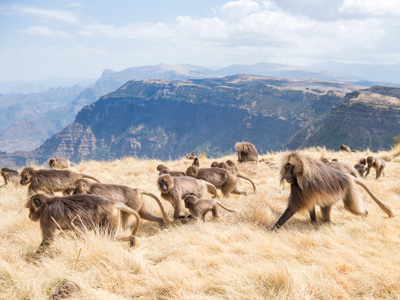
[114,202,141,236]
[141,191,174,223]
[237,174,257,193]
[354,178,394,217]
[70,162,81,172]
[81,174,101,183]
[206,183,218,198]
[216,201,237,212]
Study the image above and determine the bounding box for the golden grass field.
[1,147,400,299]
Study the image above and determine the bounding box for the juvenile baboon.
[26,193,141,254]
[365,156,386,179]
[186,165,256,197]
[72,179,172,226]
[20,167,100,196]
[235,142,259,163]
[186,152,196,160]
[157,174,218,219]
[226,160,238,172]
[210,161,219,168]
[183,195,236,221]
[340,144,351,152]
[192,157,200,167]
[359,158,367,165]
[354,162,367,178]
[1,167,20,187]
[157,165,185,177]
[48,158,80,171]
[271,152,393,230]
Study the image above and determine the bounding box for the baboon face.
[211,162,218,168]
[367,156,375,165]
[72,179,90,194]
[48,159,55,168]
[186,166,198,177]
[156,165,165,172]
[158,174,173,192]
[26,194,47,221]
[20,168,34,185]
[283,163,296,184]
[226,160,235,167]
[359,158,366,165]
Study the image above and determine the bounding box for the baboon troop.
[1,167,20,187]
[235,142,259,163]
[340,144,352,152]
[20,167,100,196]
[72,179,172,226]
[272,152,393,230]
[48,158,80,171]
[26,193,140,253]
[185,165,256,197]
[365,156,386,179]
[183,195,236,222]
[157,173,217,219]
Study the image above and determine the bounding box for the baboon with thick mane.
[183,195,236,222]
[20,167,100,195]
[186,165,256,197]
[272,151,393,230]
[1,167,20,187]
[365,156,386,179]
[48,158,80,171]
[72,179,172,226]
[235,142,259,163]
[26,193,140,254]
[157,174,217,220]
[157,164,185,177]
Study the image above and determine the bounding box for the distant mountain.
[2,75,380,167]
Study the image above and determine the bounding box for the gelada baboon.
[157,164,185,177]
[20,167,100,195]
[183,195,236,222]
[186,165,256,197]
[186,152,196,160]
[271,152,393,230]
[210,161,219,168]
[192,157,200,167]
[48,158,80,171]
[365,156,386,179]
[354,158,367,178]
[235,142,259,163]
[157,174,217,219]
[1,167,20,187]
[26,193,140,253]
[340,144,351,152]
[72,179,172,226]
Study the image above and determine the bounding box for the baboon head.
[193,157,200,167]
[157,164,167,172]
[20,167,34,185]
[366,156,375,165]
[184,195,198,209]
[359,158,366,165]
[226,160,235,167]
[26,194,49,221]
[280,153,305,187]
[72,179,90,194]
[218,162,228,169]
[48,159,56,168]
[185,166,198,177]
[157,174,174,193]
[210,162,219,168]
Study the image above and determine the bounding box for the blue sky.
[1,0,400,81]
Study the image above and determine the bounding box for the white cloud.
[339,0,400,16]
[19,26,69,37]
[0,4,79,24]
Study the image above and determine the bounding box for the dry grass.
[1,148,400,299]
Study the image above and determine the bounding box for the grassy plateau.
[0,147,400,299]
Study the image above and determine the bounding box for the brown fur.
[20,167,100,196]
[235,142,259,163]
[210,161,219,168]
[157,164,185,177]
[157,174,218,220]
[192,157,200,167]
[340,144,351,152]
[365,156,386,179]
[185,152,196,160]
[1,167,20,187]
[48,158,80,171]
[328,161,360,178]
[72,179,172,226]
[26,193,140,254]
[183,195,236,221]
[272,152,393,229]
[354,162,367,178]
[186,165,256,197]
